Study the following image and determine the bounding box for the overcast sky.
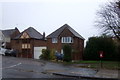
[0,0,110,43]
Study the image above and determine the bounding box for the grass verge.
[63,60,120,70]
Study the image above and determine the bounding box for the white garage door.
[34,47,46,59]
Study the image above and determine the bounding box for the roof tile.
[47,24,85,40]
[15,27,43,39]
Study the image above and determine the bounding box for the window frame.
[52,38,58,43]
[22,44,31,49]
[61,37,73,43]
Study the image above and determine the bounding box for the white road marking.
[0,63,21,69]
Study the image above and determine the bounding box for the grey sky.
[0,0,109,43]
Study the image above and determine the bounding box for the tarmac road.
[1,56,70,78]
[1,56,112,80]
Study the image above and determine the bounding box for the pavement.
[42,61,120,80]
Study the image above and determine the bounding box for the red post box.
[99,51,103,58]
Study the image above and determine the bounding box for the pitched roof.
[2,28,17,37]
[47,24,85,40]
[15,27,43,39]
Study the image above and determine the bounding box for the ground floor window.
[22,44,31,49]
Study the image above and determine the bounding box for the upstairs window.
[52,38,58,43]
[61,37,73,43]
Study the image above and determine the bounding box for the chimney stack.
[43,32,45,40]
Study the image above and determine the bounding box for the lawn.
[64,60,120,70]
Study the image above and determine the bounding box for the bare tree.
[96,0,120,41]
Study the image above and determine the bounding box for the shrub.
[40,49,50,60]
[63,44,72,62]
[49,49,56,60]
[84,36,117,61]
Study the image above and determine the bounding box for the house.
[1,27,20,49]
[11,27,46,59]
[5,24,84,60]
[47,24,84,60]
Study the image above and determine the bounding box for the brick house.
[47,24,84,60]
[11,27,46,59]
[1,28,20,49]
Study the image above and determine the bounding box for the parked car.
[55,52,64,60]
[5,49,17,57]
[0,48,6,55]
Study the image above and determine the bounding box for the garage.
[34,47,46,59]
